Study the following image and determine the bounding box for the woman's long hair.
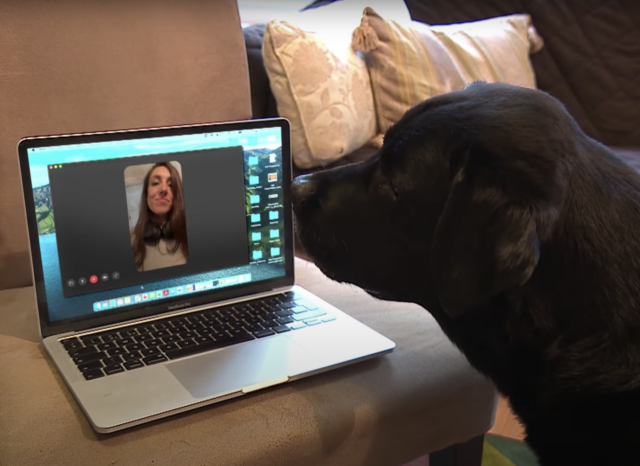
[132,162,188,270]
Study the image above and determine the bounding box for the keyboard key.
[81,336,102,346]
[123,352,141,361]
[120,328,139,337]
[159,343,179,353]
[291,306,309,314]
[142,354,167,365]
[194,336,210,344]
[68,346,98,357]
[288,322,306,330]
[275,309,293,318]
[184,323,201,331]
[97,342,116,351]
[101,356,123,366]
[107,347,126,357]
[61,338,82,351]
[125,343,143,353]
[178,339,197,349]
[82,369,104,380]
[272,325,291,334]
[124,360,144,371]
[276,317,294,325]
[151,330,169,339]
[135,334,153,343]
[253,329,275,338]
[165,333,254,361]
[279,301,296,309]
[101,333,120,342]
[293,310,327,321]
[304,319,322,326]
[145,339,162,348]
[138,325,154,334]
[141,347,160,357]
[161,335,179,344]
[198,327,214,335]
[104,364,125,375]
[117,337,134,347]
[321,315,336,323]
[178,331,197,340]
[154,322,171,331]
[77,360,103,372]
[73,351,106,365]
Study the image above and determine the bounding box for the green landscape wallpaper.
[33,185,55,235]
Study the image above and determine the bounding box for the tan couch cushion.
[0,258,497,466]
[352,7,544,137]
[0,0,251,290]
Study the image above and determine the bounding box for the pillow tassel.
[352,14,380,52]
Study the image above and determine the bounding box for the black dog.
[291,82,640,466]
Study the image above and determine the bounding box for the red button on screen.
[89,275,98,284]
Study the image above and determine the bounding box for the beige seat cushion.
[352,7,544,137]
[0,0,252,290]
[0,258,497,466]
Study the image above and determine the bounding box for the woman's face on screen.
[147,166,173,218]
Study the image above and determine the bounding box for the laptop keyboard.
[60,291,336,381]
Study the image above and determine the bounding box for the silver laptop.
[17,118,395,434]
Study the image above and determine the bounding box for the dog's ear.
[431,143,553,318]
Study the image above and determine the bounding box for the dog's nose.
[291,175,316,210]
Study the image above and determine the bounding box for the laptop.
[16,117,395,434]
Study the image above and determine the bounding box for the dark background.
[49,147,249,298]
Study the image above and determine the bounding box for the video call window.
[124,161,189,273]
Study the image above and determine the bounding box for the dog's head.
[292,82,575,318]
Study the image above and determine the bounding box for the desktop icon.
[248,156,258,166]
[135,295,142,302]
[93,302,101,311]
[124,297,131,304]
[268,173,277,182]
[250,194,260,205]
[101,301,109,309]
[163,290,169,296]
[269,153,277,164]
[109,300,116,308]
[142,294,148,300]
[251,231,262,241]
[271,247,281,257]
[270,229,279,238]
[251,213,261,223]
[116,299,124,306]
[269,211,279,220]
[177,286,183,294]
[149,292,155,299]
[252,250,263,260]
[186,285,193,292]
[170,288,177,296]
[249,175,259,185]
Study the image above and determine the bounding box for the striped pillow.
[352,8,544,139]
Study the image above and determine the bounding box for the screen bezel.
[17,118,294,338]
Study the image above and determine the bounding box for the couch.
[0,1,497,465]
[244,0,640,178]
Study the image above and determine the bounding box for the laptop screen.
[20,119,293,332]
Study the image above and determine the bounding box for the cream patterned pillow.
[352,8,545,138]
[263,20,378,169]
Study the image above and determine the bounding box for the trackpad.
[167,337,323,399]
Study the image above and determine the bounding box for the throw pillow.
[261,1,411,169]
[352,8,544,138]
